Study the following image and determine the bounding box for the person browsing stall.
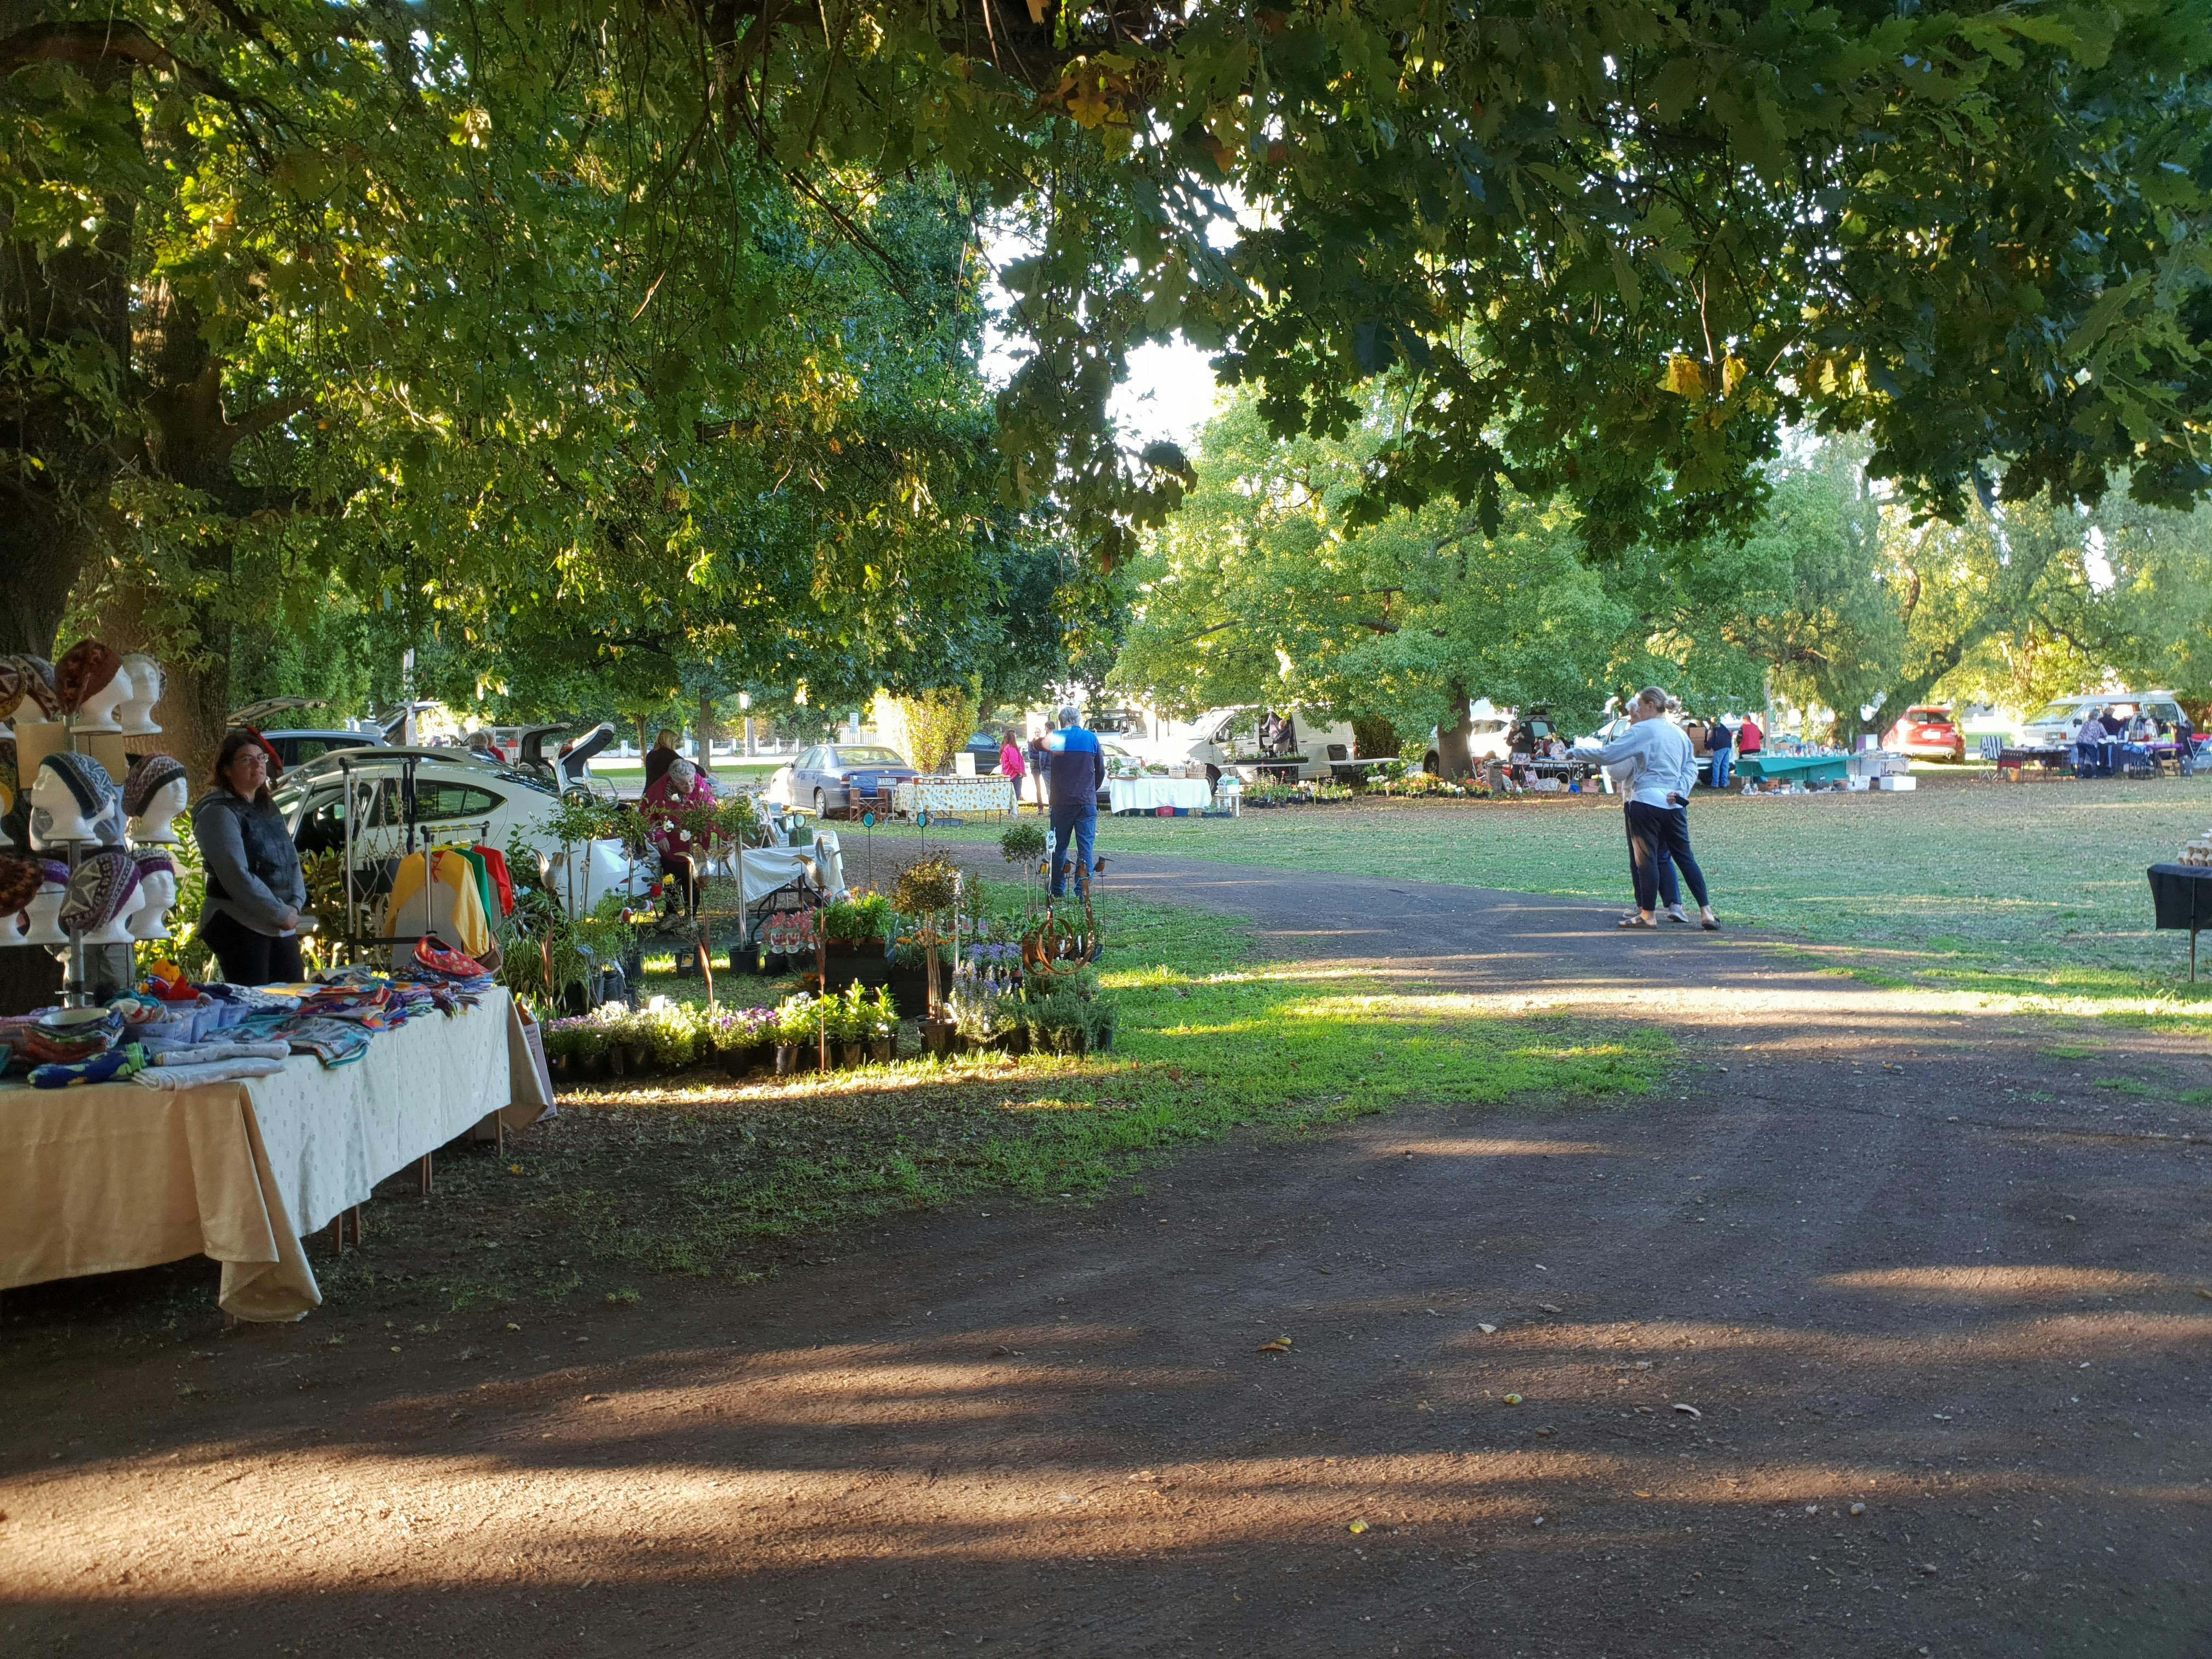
[998,729,1027,801]
[1594,689,1719,932]
[193,731,308,985]
[1040,704,1106,898]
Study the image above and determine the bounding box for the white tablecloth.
[1107,777,1214,813]
[736,836,847,906]
[892,777,1017,817]
[0,989,548,1321]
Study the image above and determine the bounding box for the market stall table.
[1735,753,1851,786]
[1106,777,1214,814]
[891,776,1017,819]
[0,989,549,1322]
[2147,864,2212,980]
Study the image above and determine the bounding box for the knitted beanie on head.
[0,854,41,916]
[122,753,188,817]
[55,640,122,714]
[37,751,119,819]
[0,659,21,723]
[59,849,140,933]
[8,656,60,719]
[134,848,178,882]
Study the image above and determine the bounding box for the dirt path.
[4,857,2209,1658]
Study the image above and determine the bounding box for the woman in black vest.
[193,730,308,985]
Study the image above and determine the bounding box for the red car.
[1884,705,1966,761]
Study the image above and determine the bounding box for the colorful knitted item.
[7,655,60,719]
[284,1017,373,1067]
[54,640,121,714]
[122,753,187,817]
[31,1042,147,1089]
[0,659,21,722]
[0,735,16,816]
[58,849,140,934]
[413,938,488,980]
[32,752,121,847]
[0,854,41,917]
[133,848,178,883]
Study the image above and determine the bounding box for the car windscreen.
[2027,701,2090,724]
[1904,709,1949,724]
[832,747,907,767]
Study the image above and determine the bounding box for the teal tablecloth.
[1735,753,1850,784]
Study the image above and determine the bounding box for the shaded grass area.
[322,895,1669,1311]
[871,777,2212,1028]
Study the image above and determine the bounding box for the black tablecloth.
[2147,864,2212,930]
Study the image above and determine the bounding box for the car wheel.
[1205,764,1221,790]
[813,788,828,817]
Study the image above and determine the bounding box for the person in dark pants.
[1040,703,1106,898]
[193,730,308,984]
[1706,714,1734,791]
[1026,732,1050,812]
[1595,687,1718,930]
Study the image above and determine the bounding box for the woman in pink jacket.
[997,729,1028,811]
[642,757,715,914]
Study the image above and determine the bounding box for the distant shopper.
[2176,710,2198,776]
[1706,715,1735,791]
[1736,712,1763,757]
[998,729,1026,802]
[643,755,715,915]
[1026,731,1049,810]
[1595,688,1718,932]
[1040,704,1107,898]
[644,728,681,790]
[2073,707,2107,778]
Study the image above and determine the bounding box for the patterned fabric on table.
[891,777,1017,817]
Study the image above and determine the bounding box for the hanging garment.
[382,848,492,957]
[456,847,497,927]
[474,845,516,917]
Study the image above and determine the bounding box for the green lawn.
[865,774,2212,1020]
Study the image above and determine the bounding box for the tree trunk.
[697,689,714,776]
[1436,679,1477,779]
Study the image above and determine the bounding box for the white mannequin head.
[29,752,121,849]
[129,852,178,940]
[122,754,189,844]
[115,654,165,736]
[21,864,69,946]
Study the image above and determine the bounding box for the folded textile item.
[31,1042,146,1088]
[285,1016,373,1068]
[412,938,489,981]
[150,1040,292,1066]
[21,1007,123,1065]
[134,1057,286,1090]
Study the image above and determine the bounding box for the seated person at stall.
[643,756,715,915]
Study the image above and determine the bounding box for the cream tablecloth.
[0,989,549,1321]
[892,777,1017,817]
[1107,777,1214,814]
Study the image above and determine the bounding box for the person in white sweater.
[1594,688,1719,930]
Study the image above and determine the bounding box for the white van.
[2018,690,2190,748]
[1137,706,1361,785]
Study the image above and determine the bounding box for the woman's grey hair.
[1057,703,1081,726]
[1636,686,1671,714]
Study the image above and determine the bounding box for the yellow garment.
[382,848,491,957]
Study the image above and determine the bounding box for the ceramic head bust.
[59,848,141,945]
[29,752,121,848]
[129,849,179,940]
[115,652,165,737]
[122,754,189,844]
[56,640,125,733]
[21,859,70,945]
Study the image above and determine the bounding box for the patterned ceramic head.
[54,640,122,714]
[122,753,187,817]
[59,848,141,936]
[8,656,60,720]
[29,752,121,848]
[0,853,41,916]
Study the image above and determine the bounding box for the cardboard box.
[1874,775,1917,791]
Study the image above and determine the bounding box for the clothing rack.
[336,753,497,961]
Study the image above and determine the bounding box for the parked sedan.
[780,743,921,815]
[1883,705,1966,761]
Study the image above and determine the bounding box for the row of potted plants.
[765,984,900,1073]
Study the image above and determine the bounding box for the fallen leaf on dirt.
[582,1394,610,1403]
[1536,1426,1555,1438]
[1257,1336,1293,1353]
[1850,1503,1867,1516]
[1127,1471,1156,1483]
[505,1323,521,1332]
[1347,1519,1368,1534]
[1478,1323,1498,1334]
[1502,1393,1524,1406]
[1539,1303,1562,1314]
[1672,1403,1702,1419]
[991,1345,1023,1357]
[1633,1491,1653,1499]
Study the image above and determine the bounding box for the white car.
[272,748,648,917]
[2018,690,2190,749]
[1132,705,1361,785]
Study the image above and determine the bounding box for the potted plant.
[774,993,822,1074]
[865,985,898,1063]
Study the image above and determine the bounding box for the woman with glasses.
[192,731,307,984]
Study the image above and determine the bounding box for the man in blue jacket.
[1040,703,1106,898]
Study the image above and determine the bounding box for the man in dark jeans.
[1040,703,1106,898]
